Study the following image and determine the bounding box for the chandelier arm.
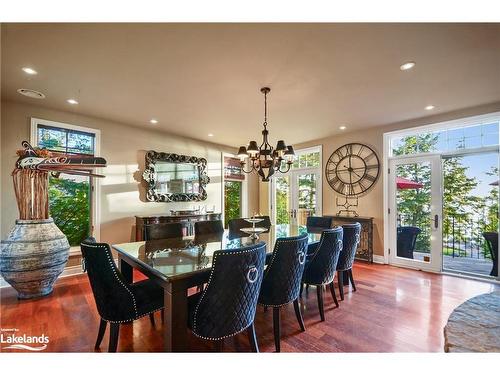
[277,162,292,174]
[240,161,256,174]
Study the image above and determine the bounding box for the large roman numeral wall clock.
[325,143,380,196]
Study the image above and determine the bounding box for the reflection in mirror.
[155,162,200,194]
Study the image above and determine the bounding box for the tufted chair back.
[306,216,334,232]
[337,223,361,271]
[195,220,224,236]
[303,227,343,285]
[258,234,308,307]
[144,222,184,240]
[191,242,266,340]
[80,238,137,322]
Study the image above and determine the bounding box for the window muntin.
[391,122,499,156]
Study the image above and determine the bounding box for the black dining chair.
[483,232,498,276]
[258,234,308,352]
[80,238,164,352]
[336,223,361,301]
[143,222,184,241]
[306,216,334,233]
[396,226,421,259]
[194,220,224,236]
[187,242,266,352]
[301,227,343,321]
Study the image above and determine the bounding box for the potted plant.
[0,141,106,299]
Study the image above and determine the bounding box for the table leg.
[164,287,189,352]
[119,257,133,283]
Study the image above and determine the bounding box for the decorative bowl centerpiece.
[241,218,266,239]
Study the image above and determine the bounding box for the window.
[223,156,245,227]
[391,121,500,156]
[32,119,100,247]
[292,149,321,169]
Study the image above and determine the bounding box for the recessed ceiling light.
[400,61,416,71]
[67,99,79,105]
[22,67,38,75]
[208,133,214,137]
[17,88,45,99]
[425,105,435,111]
[150,119,158,124]
[339,125,347,130]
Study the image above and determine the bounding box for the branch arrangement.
[12,141,107,220]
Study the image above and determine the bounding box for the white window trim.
[382,111,500,271]
[221,152,249,225]
[30,117,101,255]
[269,145,323,225]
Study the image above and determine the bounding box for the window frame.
[30,118,101,252]
[221,152,248,225]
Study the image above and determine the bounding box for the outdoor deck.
[414,252,495,277]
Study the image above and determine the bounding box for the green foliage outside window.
[224,181,241,227]
[49,177,91,246]
[276,177,290,225]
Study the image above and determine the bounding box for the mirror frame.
[142,150,210,202]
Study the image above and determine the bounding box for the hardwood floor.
[1,263,497,352]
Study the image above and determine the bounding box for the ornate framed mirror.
[142,151,210,202]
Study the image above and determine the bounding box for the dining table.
[112,224,321,352]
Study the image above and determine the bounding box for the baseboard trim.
[0,265,84,289]
[373,255,386,264]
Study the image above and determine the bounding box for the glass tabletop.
[112,224,321,281]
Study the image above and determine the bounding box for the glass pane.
[297,173,318,226]
[38,127,67,152]
[442,152,499,277]
[67,132,94,154]
[395,162,432,262]
[224,181,241,228]
[276,176,290,225]
[49,175,91,246]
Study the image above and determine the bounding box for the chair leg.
[293,299,305,331]
[161,309,164,324]
[306,284,309,292]
[348,269,357,292]
[247,323,259,353]
[329,282,339,308]
[300,282,304,297]
[337,271,345,301]
[273,307,281,352]
[317,285,325,321]
[149,313,156,327]
[108,323,120,352]
[94,318,107,350]
[215,339,224,352]
[264,306,268,313]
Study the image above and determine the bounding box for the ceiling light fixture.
[208,133,214,137]
[339,125,347,130]
[425,105,435,111]
[150,119,158,124]
[67,99,79,105]
[22,67,38,75]
[237,87,295,182]
[400,61,416,71]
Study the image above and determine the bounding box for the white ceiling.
[2,23,500,147]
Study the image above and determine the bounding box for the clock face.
[325,143,380,196]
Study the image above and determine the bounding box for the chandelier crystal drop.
[237,87,295,182]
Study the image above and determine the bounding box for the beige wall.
[261,101,500,257]
[1,100,259,243]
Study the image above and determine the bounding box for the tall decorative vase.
[0,218,70,299]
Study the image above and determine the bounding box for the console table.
[325,215,374,262]
[135,213,222,241]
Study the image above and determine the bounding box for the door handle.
[434,214,439,229]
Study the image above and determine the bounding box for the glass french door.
[273,170,322,226]
[388,155,442,272]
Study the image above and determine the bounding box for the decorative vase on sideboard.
[0,219,70,299]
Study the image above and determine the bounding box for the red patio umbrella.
[396,177,423,189]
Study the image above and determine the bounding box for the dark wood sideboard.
[135,213,222,241]
[325,215,374,263]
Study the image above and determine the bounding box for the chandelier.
[237,87,295,182]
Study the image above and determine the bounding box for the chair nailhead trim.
[192,243,265,341]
